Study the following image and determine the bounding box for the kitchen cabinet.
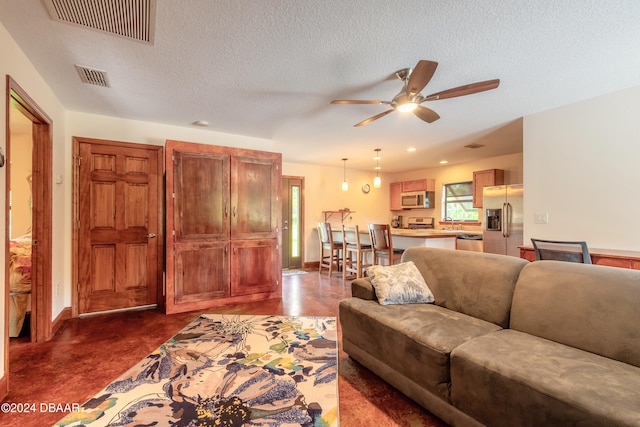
[401,178,435,192]
[472,169,504,208]
[165,140,282,314]
[402,179,426,192]
[390,182,402,210]
[390,179,435,210]
[519,246,640,271]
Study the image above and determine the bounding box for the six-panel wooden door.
[76,139,163,314]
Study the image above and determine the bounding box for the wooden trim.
[71,136,164,317]
[51,307,71,335]
[5,77,54,345]
[3,75,8,397]
[304,261,320,270]
[0,373,7,402]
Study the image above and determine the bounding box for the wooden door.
[77,139,162,314]
[170,148,231,307]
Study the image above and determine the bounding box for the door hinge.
[172,193,176,199]
[76,156,82,166]
[77,283,80,292]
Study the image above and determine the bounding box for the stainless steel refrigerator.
[482,184,523,257]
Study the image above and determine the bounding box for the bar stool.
[317,222,342,276]
[342,225,373,280]
[368,223,404,266]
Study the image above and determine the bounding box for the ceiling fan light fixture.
[397,102,418,112]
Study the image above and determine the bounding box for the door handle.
[147,233,157,238]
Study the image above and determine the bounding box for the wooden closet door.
[231,155,280,239]
[167,146,231,311]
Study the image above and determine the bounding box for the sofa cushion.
[366,261,435,305]
[511,261,640,368]
[401,247,528,328]
[339,297,501,402]
[450,329,640,427]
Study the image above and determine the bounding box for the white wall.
[524,85,640,251]
[1,22,67,380]
[282,162,390,263]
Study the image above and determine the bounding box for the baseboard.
[51,307,72,336]
[0,373,7,401]
[304,261,319,270]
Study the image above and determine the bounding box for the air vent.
[75,65,110,87]
[44,0,156,44]
[464,143,485,149]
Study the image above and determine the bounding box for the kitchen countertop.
[391,228,482,238]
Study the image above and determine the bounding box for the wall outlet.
[534,212,549,224]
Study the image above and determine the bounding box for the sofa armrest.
[351,277,377,300]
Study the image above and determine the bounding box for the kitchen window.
[443,182,479,221]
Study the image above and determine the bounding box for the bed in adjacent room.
[9,235,32,337]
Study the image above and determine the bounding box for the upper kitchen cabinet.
[390,182,403,210]
[402,178,435,192]
[165,140,282,314]
[473,169,504,208]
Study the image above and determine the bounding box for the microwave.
[401,191,435,209]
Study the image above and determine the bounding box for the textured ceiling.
[2,0,640,172]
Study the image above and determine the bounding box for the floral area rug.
[55,314,339,427]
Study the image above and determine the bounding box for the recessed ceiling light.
[440,160,448,164]
[407,147,416,152]
[192,120,209,127]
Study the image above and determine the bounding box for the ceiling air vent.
[44,0,156,44]
[75,65,110,87]
[464,143,485,149]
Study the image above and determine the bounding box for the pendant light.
[341,158,349,191]
[373,148,382,188]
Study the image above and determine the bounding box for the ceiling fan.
[331,60,500,127]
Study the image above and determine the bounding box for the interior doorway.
[7,100,33,340]
[5,76,53,346]
[281,176,304,269]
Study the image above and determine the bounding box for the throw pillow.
[366,261,434,305]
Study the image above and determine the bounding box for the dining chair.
[317,222,342,275]
[530,238,592,264]
[342,225,373,280]
[368,223,404,266]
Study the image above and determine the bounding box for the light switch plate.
[534,212,549,224]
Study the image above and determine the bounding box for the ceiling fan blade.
[406,60,438,95]
[331,99,385,104]
[413,106,440,123]
[425,79,500,101]
[354,109,395,127]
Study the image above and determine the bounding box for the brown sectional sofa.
[339,247,640,426]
